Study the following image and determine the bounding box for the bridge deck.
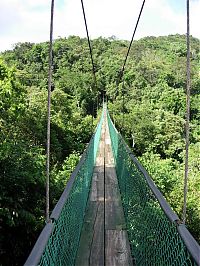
[76,117,133,266]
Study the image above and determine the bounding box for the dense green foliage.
[106,35,200,244]
[0,34,199,265]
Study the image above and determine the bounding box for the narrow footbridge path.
[25,107,200,266]
[76,114,132,265]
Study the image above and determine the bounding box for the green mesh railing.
[107,110,200,266]
[25,111,104,266]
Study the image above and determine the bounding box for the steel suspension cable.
[119,0,146,81]
[122,80,125,130]
[182,0,191,224]
[80,0,98,117]
[46,0,54,223]
[118,0,146,131]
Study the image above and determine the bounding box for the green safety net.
[107,111,196,266]
[38,112,104,266]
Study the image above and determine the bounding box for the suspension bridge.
[25,106,200,265]
[23,0,200,265]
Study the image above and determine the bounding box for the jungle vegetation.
[0,34,199,265]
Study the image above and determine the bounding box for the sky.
[0,0,199,52]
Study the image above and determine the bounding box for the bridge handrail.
[51,110,104,221]
[25,110,104,266]
[107,110,200,266]
[123,136,200,265]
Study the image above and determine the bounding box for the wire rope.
[46,0,54,223]
[119,0,146,81]
[80,0,98,117]
[182,0,191,224]
[118,0,146,131]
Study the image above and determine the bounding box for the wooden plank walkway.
[76,116,133,266]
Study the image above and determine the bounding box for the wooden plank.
[95,155,104,166]
[91,167,104,202]
[97,171,104,202]
[75,202,98,266]
[105,124,114,165]
[105,201,126,230]
[93,165,103,174]
[105,144,114,166]
[95,132,104,162]
[90,202,104,266]
[105,138,111,145]
[106,230,133,266]
[105,167,121,202]
[105,183,120,202]
[105,166,126,230]
[90,173,98,201]
[105,166,119,186]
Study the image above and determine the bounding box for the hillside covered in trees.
[0,34,200,265]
